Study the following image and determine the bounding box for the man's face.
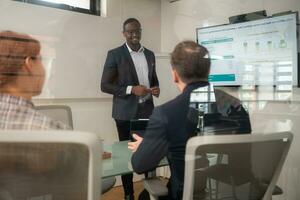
[30,54,45,96]
[123,21,142,46]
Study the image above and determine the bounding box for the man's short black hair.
[123,18,141,32]
[171,41,210,84]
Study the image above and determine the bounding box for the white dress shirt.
[125,43,151,103]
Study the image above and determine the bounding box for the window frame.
[13,0,101,16]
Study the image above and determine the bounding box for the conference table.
[101,120,250,179]
[102,140,169,178]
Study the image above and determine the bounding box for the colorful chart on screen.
[197,13,298,89]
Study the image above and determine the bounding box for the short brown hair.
[171,41,210,84]
[0,31,40,85]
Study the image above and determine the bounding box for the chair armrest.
[143,178,168,197]
[272,185,283,195]
[101,177,116,194]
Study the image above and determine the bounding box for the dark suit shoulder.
[108,44,126,54]
[156,93,190,119]
[143,47,154,55]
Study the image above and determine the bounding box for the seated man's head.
[0,31,44,99]
[171,41,210,91]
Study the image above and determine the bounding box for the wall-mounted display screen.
[197,13,298,89]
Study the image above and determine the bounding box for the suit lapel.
[144,49,154,83]
[122,44,139,85]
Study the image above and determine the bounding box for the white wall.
[0,0,161,98]
[0,0,161,142]
[161,0,300,52]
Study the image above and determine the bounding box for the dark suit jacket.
[131,82,252,200]
[101,44,159,120]
[131,82,208,199]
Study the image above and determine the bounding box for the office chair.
[35,105,74,129]
[183,132,293,200]
[0,130,102,200]
[36,104,116,194]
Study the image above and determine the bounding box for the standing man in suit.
[101,18,160,200]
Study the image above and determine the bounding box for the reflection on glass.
[197,14,297,88]
[189,85,216,134]
[188,85,251,136]
[40,0,90,9]
[0,143,89,199]
[191,138,289,199]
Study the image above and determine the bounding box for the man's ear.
[24,57,34,74]
[172,69,179,83]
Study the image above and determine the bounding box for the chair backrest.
[36,105,73,129]
[183,132,293,200]
[0,130,102,200]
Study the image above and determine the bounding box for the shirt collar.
[183,81,210,94]
[126,43,144,53]
[0,93,34,108]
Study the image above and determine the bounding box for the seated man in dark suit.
[128,40,252,200]
[128,41,211,200]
